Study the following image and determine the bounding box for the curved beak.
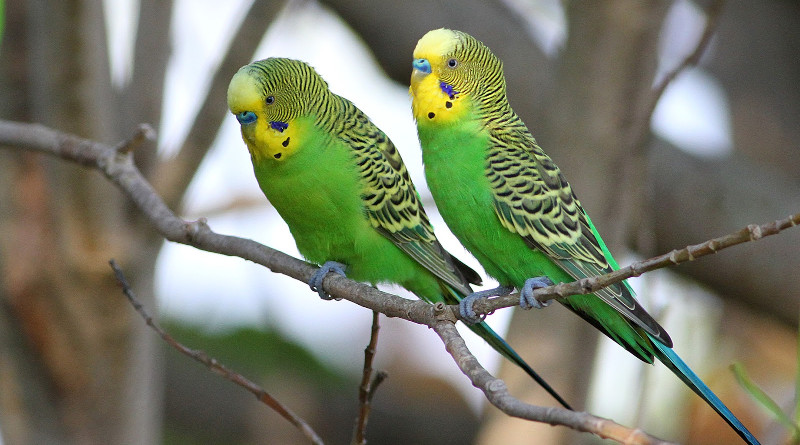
[412,58,432,74]
[411,58,432,87]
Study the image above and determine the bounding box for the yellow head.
[227,58,328,163]
[410,29,506,123]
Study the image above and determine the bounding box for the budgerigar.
[227,57,571,409]
[410,29,758,444]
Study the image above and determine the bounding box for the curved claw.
[519,276,555,310]
[458,285,514,324]
[309,261,347,300]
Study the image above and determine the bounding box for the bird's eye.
[236,111,257,125]
[447,58,458,68]
[265,96,275,105]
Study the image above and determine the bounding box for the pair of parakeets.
[227,29,759,444]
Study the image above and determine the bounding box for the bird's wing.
[486,124,670,344]
[341,101,481,294]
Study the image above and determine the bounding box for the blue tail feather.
[468,320,574,410]
[651,337,760,445]
[442,285,573,410]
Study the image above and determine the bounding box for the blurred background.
[1,0,799,444]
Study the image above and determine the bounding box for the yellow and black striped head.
[227,58,328,162]
[410,29,506,123]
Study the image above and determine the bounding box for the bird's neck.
[306,92,341,133]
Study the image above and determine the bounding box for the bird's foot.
[309,261,347,300]
[459,285,514,324]
[519,276,555,309]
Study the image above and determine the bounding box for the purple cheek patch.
[270,121,289,132]
[439,81,458,100]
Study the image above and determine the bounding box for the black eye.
[447,58,458,68]
[265,95,275,104]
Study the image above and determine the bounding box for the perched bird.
[410,29,759,444]
[227,57,571,409]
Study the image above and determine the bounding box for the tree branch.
[467,211,800,317]
[2,119,786,442]
[432,321,675,445]
[351,311,386,445]
[108,259,325,445]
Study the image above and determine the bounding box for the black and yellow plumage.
[228,57,571,408]
[411,29,759,443]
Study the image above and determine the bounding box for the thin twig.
[468,212,800,318]
[112,123,156,154]
[352,311,385,445]
[651,0,725,118]
[108,259,325,445]
[368,371,388,403]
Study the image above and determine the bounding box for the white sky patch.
[103,0,139,87]
[651,68,733,157]
[652,0,732,157]
[656,0,710,84]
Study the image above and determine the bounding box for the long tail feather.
[441,286,573,410]
[467,321,573,410]
[651,337,760,445]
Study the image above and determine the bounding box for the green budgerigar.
[227,57,571,409]
[410,29,759,444]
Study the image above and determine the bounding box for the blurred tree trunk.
[0,1,286,442]
[707,0,800,178]
[0,1,171,443]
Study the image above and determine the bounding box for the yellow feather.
[410,29,471,124]
[412,28,459,59]
[227,68,303,163]
[227,68,263,115]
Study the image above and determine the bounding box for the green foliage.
[159,320,356,445]
[161,319,350,387]
[731,317,800,444]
